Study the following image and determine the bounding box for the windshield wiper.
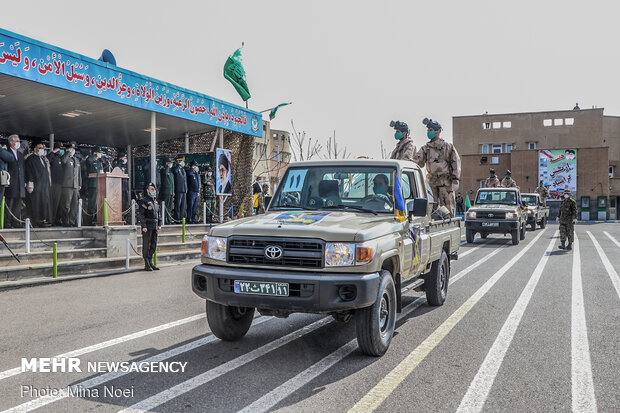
[322,204,378,216]
[272,204,318,211]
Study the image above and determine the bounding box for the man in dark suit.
[173,156,188,221]
[25,143,53,226]
[186,160,200,223]
[47,141,65,225]
[0,141,15,209]
[159,156,174,224]
[5,134,25,228]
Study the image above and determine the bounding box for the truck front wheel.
[466,229,475,243]
[206,301,255,341]
[511,229,520,245]
[539,217,547,229]
[425,250,449,306]
[355,270,396,357]
[520,223,526,240]
[530,221,536,231]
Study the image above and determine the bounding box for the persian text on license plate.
[234,280,289,296]
[482,222,500,227]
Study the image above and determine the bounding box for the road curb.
[0,262,182,292]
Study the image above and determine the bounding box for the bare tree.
[324,130,351,160]
[290,120,322,161]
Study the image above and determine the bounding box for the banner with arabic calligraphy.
[538,149,577,199]
[0,28,262,137]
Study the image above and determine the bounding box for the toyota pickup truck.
[521,193,550,231]
[464,187,527,245]
[192,159,461,356]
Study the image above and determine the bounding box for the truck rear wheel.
[511,229,520,245]
[520,223,526,240]
[425,250,449,306]
[355,270,396,357]
[530,221,536,231]
[206,301,255,341]
[466,229,475,243]
[539,217,547,229]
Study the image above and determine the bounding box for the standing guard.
[484,168,501,188]
[535,180,549,206]
[558,189,577,250]
[389,120,416,161]
[48,142,65,225]
[159,156,174,224]
[60,143,81,226]
[186,160,200,224]
[173,156,188,221]
[138,183,162,271]
[85,146,105,224]
[501,169,517,188]
[202,165,216,223]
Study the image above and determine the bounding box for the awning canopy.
[0,27,262,147]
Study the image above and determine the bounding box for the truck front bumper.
[192,264,380,313]
[465,220,520,233]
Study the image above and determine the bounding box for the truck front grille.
[478,211,506,219]
[228,237,324,269]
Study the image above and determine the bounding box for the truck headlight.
[528,210,534,215]
[325,243,355,266]
[509,212,519,219]
[466,211,476,219]
[203,236,227,261]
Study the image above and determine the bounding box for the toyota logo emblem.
[264,245,283,260]
[488,213,494,218]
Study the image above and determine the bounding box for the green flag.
[464,194,472,210]
[269,102,292,120]
[223,48,251,101]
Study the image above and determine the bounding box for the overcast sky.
[3,1,620,157]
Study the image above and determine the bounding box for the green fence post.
[53,243,58,278]
[153,249,157,267]
[103,198,108,226]
[182,218,186,243]
[0,196,4,230]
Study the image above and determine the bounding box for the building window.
[506,144,513,153]
[481,144,489,154]
[503,121,512,128]
[610,165,615,178]
[554,118,563,126]
[492,144,502,154]
[483,122,491,130]
[491,156,499,164]
[528,142,537,150]
[565,118,574,125]
[493,122,501,129]
[543,119,552,126]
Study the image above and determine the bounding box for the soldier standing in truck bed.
[501,169,517,188]
[485,168,501,188]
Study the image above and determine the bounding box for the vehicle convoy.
[464,187,527,245]
[192,159,461,356]
[521,193,550,231]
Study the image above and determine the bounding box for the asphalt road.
[0,222,618,413]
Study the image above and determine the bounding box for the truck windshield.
[521,195,538,206]
[270,165,397,214]
[476,190,517,205]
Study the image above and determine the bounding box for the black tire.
[511,229,520,245]
[466,229,475,243]
[481,233,488,239]
[425,250,450,306]
[539,216,547,229]
[520,223,526,240]
[206,300,255,341]
[530,221,536,231]
[355,270,396,357]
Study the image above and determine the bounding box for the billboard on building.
[216,148,232,196]
[538,149,577,199]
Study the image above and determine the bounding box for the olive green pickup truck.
[192,159,461,356]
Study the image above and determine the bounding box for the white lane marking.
[1,316,272,413]
[571,235,598,413]
[456,232,557,413]
[587,231,620,299]
[347,229,547,413]
[603,231,620,248]
[236,240,513,413]
[118,317,332,413]
[459,240,511,259]
[0,314,205,382]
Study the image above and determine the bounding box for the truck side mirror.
[408,198,427,217]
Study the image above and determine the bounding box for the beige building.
[252,121,292,195]
[453,108,620,220]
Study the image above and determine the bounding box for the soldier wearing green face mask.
[485,168,501,188]
[501,169,517,188]
[389,120,416,161]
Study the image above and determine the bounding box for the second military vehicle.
[192,159,461,356]
[521,192,550,231]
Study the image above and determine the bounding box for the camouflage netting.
[133,130,255,219]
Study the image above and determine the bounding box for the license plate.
[482,222,500,227]
[234,280,289,296]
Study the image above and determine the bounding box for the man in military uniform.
[138,183,162,271]
[173,156,188,221]
[535,180,549,206]
[186,160,200,223]
[413,118,461,216]
[48,142,65,225]
[258,182,270,214]
[558,189,577,250]
[85,146,105,224]
[455,192,464,215]
[389,120,416,161]
[202,165,216,223]
[159,156,174,224]
[60,143,81,226]
[484,168,501,188]
[501,169,517,188]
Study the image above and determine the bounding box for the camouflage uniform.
[413,138,461,216]
[390,137,416,161]
[202,173,216,223]
[484,177,501,188]
[558,194,577,247]
[535,185,549,206]
[501,177,517,188]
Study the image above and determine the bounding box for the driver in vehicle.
[319,180,342,206]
